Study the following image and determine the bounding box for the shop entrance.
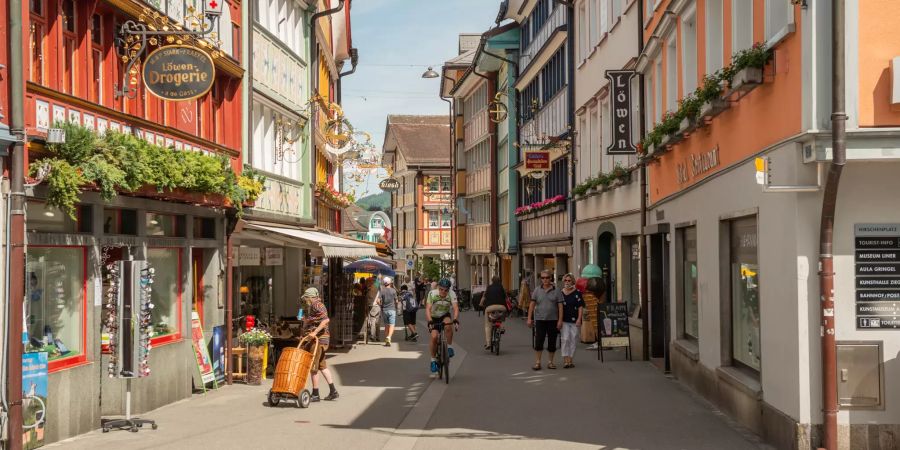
[649,232,670,371]
[596,223,617,302]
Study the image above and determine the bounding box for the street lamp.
[421,67,440,79]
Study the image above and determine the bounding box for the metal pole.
[225,227,234,385]
[819,0,845,448]
[7,0,26,446]
[636,0,650,361]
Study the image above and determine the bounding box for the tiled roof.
[385,115,450,165]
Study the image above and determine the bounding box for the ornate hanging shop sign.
[378,177,400,192]
[143,46,216,101]
[605,70,637,154]
[524,150,550,170]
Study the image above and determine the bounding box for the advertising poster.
[598,303,630,348]
[22,352,48,450]
[191,312,216,385]
[209,325,227,384]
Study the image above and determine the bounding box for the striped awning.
[241,222,377,258]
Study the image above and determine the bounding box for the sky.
[340,0,501,199]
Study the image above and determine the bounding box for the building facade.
[10,0,243,443]
[572,0,642,347]
[383,115,452,284]
[640,1,900,448]
[504,0,574,288]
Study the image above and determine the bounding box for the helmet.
[383,276,393,285]
[437,278,451,289]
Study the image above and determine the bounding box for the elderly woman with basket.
[300,287,339,402]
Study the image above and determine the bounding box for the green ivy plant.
[32,122,266,218]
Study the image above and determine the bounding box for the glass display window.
[103,208,138,235]
[147,213,186,237]
[27,201,92,233]
[25,246,87,371]
[730,217,760,372]
[147,248,183,345]
[682,227,699,340]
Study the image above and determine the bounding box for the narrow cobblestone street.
[51,309,771,450]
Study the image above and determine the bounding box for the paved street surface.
[50,310,771,450]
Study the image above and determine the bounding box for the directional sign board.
[855,224,900,329]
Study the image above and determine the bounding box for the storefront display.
[25,247,86,365]
[147,248,182,339]
[730,217,760,371]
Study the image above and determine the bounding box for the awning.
[242,222,377,258]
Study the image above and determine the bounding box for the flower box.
[663,132,683,148]
[700,98,730,121]
[731,67,763,93]
[678,117,698,136]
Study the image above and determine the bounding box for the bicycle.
[430,319,453,384]
[488,310,506,355]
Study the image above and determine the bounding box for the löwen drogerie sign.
[143,45,216,101]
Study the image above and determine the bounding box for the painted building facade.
[640,1,900,448]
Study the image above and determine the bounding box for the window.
[589,0,599,46]
[540,47,566,103]
[581,239,594,266]
[624,237,640,314]
[193,217,216,239]
[440,212,452,228]
[589,106,600,175]
[147,248,182,342]
[654,59,663,123]
[729,217,760,372]
[611,0,623,21]
[765,0,792,42]
[498,194,509,224]
[62,0,77,95]
[705,0,724,74]
[520,78,540,122]
[29,0,46,84]
[91,14,103,103]
[578,3,587,61]
[27,202,92,233]
[732,0,753,55]
[440,176,452,192]
[600,0,609,35]
[644,69,654,127]
[681,8,698,95]
[546,157,569,199]
[26,247,86,369]
[428,211,440,228]
[665,37,677,113]
[682,227,699,340]
[425,176,440,192]
[103,209,138,235]
[147,213,186,237]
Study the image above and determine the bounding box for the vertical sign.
[191,312,217,385]
[855,224,900,329]
[605,70,637,154]
[22,352,48,449]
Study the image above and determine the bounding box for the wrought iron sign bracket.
[114,6,222,100]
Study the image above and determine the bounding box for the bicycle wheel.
[493,327,501,355]
[441,334,450,384]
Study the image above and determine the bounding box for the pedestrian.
[375,276,400,346]
[527,269,564,370]
[299,287,339,401]
[481,276,508,350]
[366,277,381,341]
[399,284,418,341]
[559,273,585,368]
[517,272,531,316]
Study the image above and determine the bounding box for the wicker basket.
[271,336,318,396]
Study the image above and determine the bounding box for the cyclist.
[481,276,508,350]
[425,278,459,374]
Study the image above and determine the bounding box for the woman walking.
[559,273,584,368]
[527,270,563,370]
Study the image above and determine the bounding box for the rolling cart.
[267,335,318,408]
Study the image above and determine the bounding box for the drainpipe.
[309,0,346,228]
[818,0,845,448]
[336,47,359,105]
[636,0,650,361]
[7,0,26,447]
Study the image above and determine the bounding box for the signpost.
[855,224,900,329]
[597,302,632,361]
[143,46,216,101]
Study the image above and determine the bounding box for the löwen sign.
[143,46,216,101]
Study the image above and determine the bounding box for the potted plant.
[238,328,272,385]
[658,112,683,147]
[730,43,771,92]
[677,95,703,135]
[698,72,729,120]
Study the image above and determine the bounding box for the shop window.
[147,248,182,343]
[681,227,699,340]
[729,217,760,373]
[27,202,92,233]
[103,208,138,235]
[440,176,452,193]
[147,213,185,237]
[25,246,87,370]
[193,217,216,239]
[623,236,640,315]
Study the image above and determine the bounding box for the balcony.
[464,109,489,150]
[520,5,567,70]
[520,207,569,244]
[466,166,491,196]
[521,89,568,145]
[466,223,491,254]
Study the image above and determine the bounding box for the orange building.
[639,1,900,448]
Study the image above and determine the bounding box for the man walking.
[300,288,339,401]
[527,270,564,370]
[481,276,508,350]
[375,276,400,346]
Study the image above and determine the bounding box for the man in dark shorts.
[399,284,418,341]
[301,287,339,401]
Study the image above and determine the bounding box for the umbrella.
[343,258,396,276]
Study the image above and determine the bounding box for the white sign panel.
[238,247,261,266]
[264,248,284,266]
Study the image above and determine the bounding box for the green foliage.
[418,258,441,281]
[572,164,631,198]
[356,191,390,212]
[37,124,265,218]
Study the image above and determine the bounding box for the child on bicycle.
[425,278,459,374]
[480,276,508,350]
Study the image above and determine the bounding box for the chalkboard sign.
[597,302,632,362]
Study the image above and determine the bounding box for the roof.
[383,115,451,166]
[342,204,368,233]
[458,34,482,54]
